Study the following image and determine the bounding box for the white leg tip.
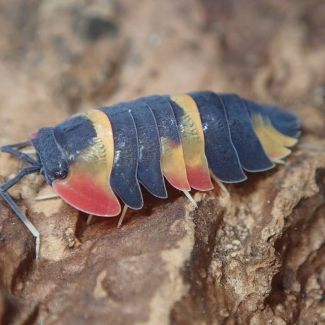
[117,205,128,228]
[183,191,198,208]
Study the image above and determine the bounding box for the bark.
[0,0,324,324]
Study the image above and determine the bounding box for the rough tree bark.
[0,0,324,324]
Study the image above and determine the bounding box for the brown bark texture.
[0,0,324,324]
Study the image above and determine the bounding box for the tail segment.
[242,99,300,163]
[190,92,301,183]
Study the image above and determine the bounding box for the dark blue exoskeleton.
[0,91,301,259]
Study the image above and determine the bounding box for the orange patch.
[170,94,213,191]
[160,138,190,191]
[53,173,121,216]
[186,165,214,191]
[53,110,121,216]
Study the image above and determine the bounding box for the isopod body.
[0,91,300,256]
[34,91,300,215]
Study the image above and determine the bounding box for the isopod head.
[32,112,121,217]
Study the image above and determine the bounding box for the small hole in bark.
[77,16,118,41]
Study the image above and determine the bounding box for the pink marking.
[186,166,213,191]
[53,174,121,217]
[166,174,191,192]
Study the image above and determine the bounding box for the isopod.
[0,92,300,257]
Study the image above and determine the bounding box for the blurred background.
[0,1,324,324]
[0,0,324,145]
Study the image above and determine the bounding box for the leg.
[117,205,128,228]
[1,146,39,166]
[6,141,36,156]
[35,192,59,201]
[86,214,93,225]
[273,159,285,165]
[183,190,198,208]
[0,166,41,258]
[21,147,36,155]
[4,141,32,149]
[0,166,40,191]
[0,190,40,258]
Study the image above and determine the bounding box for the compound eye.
[53,169,68,180]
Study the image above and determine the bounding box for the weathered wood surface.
[0,1,324,324]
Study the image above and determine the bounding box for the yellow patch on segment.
[160,137,190,191]
[83,110,118,195]
[252,114,291,161]
[263,117,298,147]
[53,110,121,216]
[85,110,115,174]
[170,94,212,190]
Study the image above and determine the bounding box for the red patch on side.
[186,166,213,191]
[53,174,121,217]
[166,174,191,192]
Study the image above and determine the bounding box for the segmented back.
[52,92,300,215]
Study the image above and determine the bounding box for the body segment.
[245,100,298,161]
[52,110,121,216]
[169,94,213,191]
[190,91,247,183]
[145,95,191,191]
[220,94,274,172]
[127,99,167,198]
[102,105,143,210]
